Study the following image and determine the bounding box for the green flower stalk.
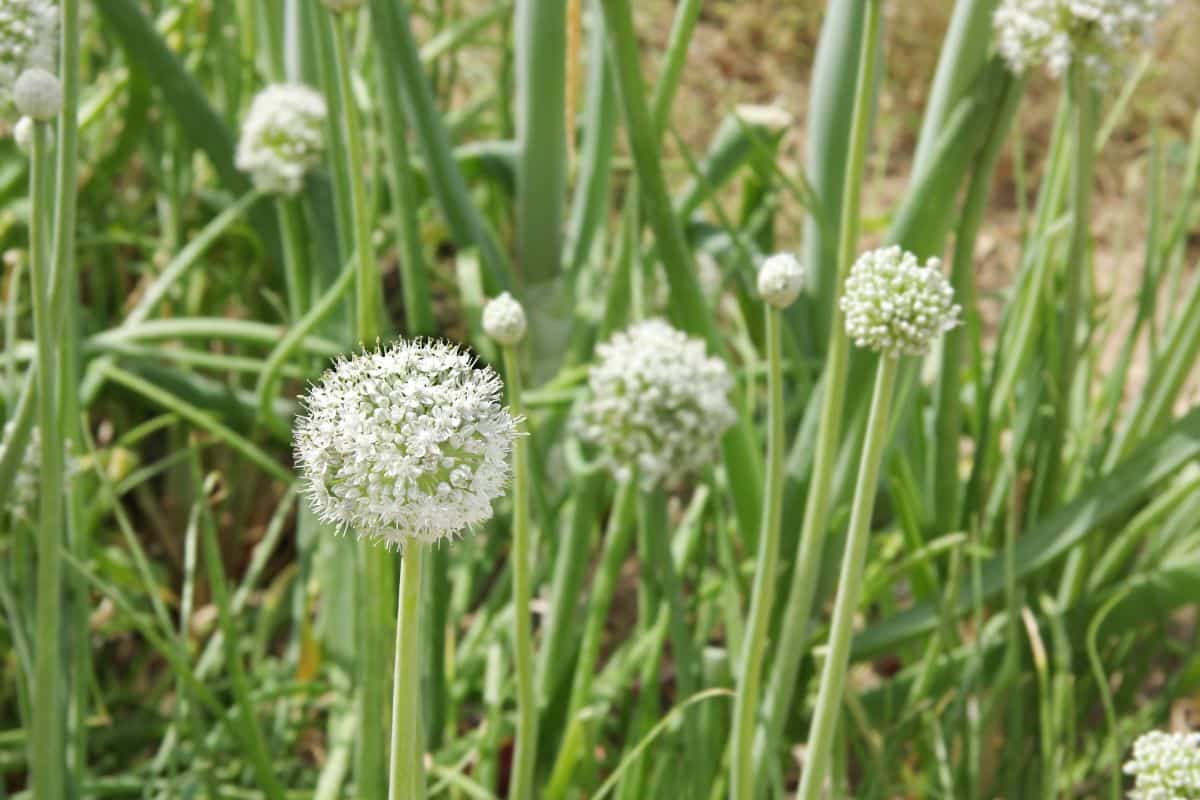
[17,65,66,800]
[294,340,519,800]
[483,292,537,800]
[796,247,959,800]
[755,0,882,769]
[323,4,390,793]
[730,252,806,800]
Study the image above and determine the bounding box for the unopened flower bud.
[13,67,60,120]
[482,292,527,346]
[757,252,806,309]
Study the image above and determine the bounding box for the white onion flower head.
[236,84,327,196]
[840,246,960,358]
[294,339,518,547]
[578,319,735,489]
[758,252,807,309]
[994,0,1171,83]
[482,291,527,346]
[1123,730,1200,799]
[13,67,60,120]
[0,0,56,108]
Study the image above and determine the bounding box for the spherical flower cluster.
[577,319,735,489]
[294,340,518,547]
[0,0,57,109]
[482,291,527,346]
[994,0,1171,83]
[757,252,807,309]
[14,67,60,120]
[235,84,327,196]
[840,246,960,357]
[1123,730,1200,799]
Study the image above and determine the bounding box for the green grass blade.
[853,404,1200,658]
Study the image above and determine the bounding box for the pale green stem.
[730,306,785,800]
[276,198,311,319]
[331,13,380,344]
[330,13,391,799]
[545,480,637,799]
[503,344,537,800]
[755,0,882,768]
[1053,60,1098,603]
[388,542,426,800]
[31,118,65,800]
[53,0,84,786]
[795,354,898,800]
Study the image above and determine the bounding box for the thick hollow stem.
[1051,61,1097,602]
[388,542,426,800]
[330,16,393,799]
[330,13,380,344]
[756,0,882,768]
[545,479,637,799]
[31,118,66,800]
[276,198,311,319]
[503,345,538,800]
[795,355,898,800]
[730,307,786,800]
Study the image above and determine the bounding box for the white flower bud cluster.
[0,0,57,110]
[994,0,1171,83]
[578,319,735,489]
[840,246,960,358]
[13,66,60,120]
[235,84,328,196]
[1123,730,1200,800]
[294,340,518,547]
[757,252,807,309]
[482,292,527,346]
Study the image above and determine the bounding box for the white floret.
[236,84,328,196]
[994,0,1171,83]
[578,319,735,489]
[840,246,960,357]
[294,339,518,547]
[1123,730,1200,800]
[0,0,57,110]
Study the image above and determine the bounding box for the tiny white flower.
[482,291,527,346]
[840,245,960,358]
[294,339,518,547]
[1123,730,1200,799]
[757,252,807,309]
[236,84,328,196]
[578,319,735,489]
[994,0,1171,83]
[0,0,57,110]
[13,67,60,121]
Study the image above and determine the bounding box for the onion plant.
[2,0,1196,798]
